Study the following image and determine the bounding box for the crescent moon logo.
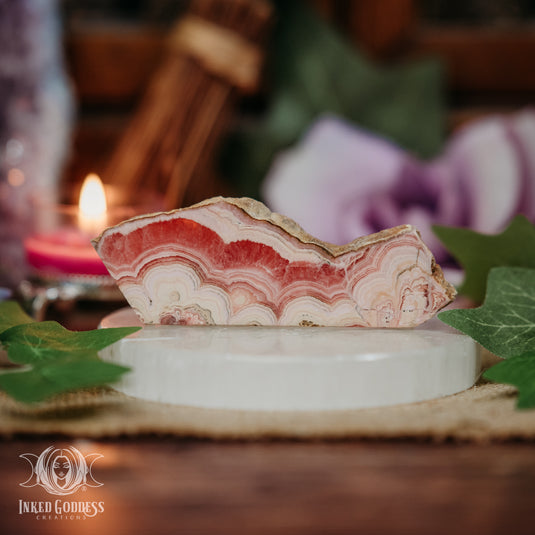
[19,445,104,496]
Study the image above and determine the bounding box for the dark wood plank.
[65,23,164,104]
[63,15,535,101]
[1,438,534,534]
[408,26,535,92]
[346,0,415,58]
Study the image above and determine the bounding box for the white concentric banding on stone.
[93,197,456,327]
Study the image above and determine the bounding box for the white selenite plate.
[99,308,480,411]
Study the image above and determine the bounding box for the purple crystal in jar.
[0,0,73,288]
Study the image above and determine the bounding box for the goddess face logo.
[20,446,103,496]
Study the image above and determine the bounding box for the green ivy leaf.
[0,301,139,403]
[484,352,535,409]
[0,354,129,404]
[0,322,139,364]
[433,215,535,303]
[439,267,535,359]
[221,0,444,198]
[0,301,34,333]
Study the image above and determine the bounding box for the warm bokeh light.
[7,167,25,187]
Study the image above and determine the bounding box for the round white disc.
[99,308,480,411]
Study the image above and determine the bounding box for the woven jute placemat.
[1,349,533,441]
[0,378,533,442]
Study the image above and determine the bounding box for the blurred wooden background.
[61,0,535,200]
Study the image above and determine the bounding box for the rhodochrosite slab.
[93,197,455,327]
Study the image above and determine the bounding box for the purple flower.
[262,111,535,263]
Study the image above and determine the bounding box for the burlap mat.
[0,379,533,441]
[0,349,533,441]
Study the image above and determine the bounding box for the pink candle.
[24,229,108,276]
[24,174,111,277]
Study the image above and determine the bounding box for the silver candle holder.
[20,273,125,322]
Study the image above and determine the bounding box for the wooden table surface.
[1,437,534,535]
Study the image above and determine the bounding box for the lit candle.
[78,173,108,235]
[24,174,110,277]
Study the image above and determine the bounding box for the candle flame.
[79,173,107,235]
[79,173,107,218]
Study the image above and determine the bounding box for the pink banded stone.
[92,197,456,327]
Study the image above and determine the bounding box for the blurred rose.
[262,111,535,264]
